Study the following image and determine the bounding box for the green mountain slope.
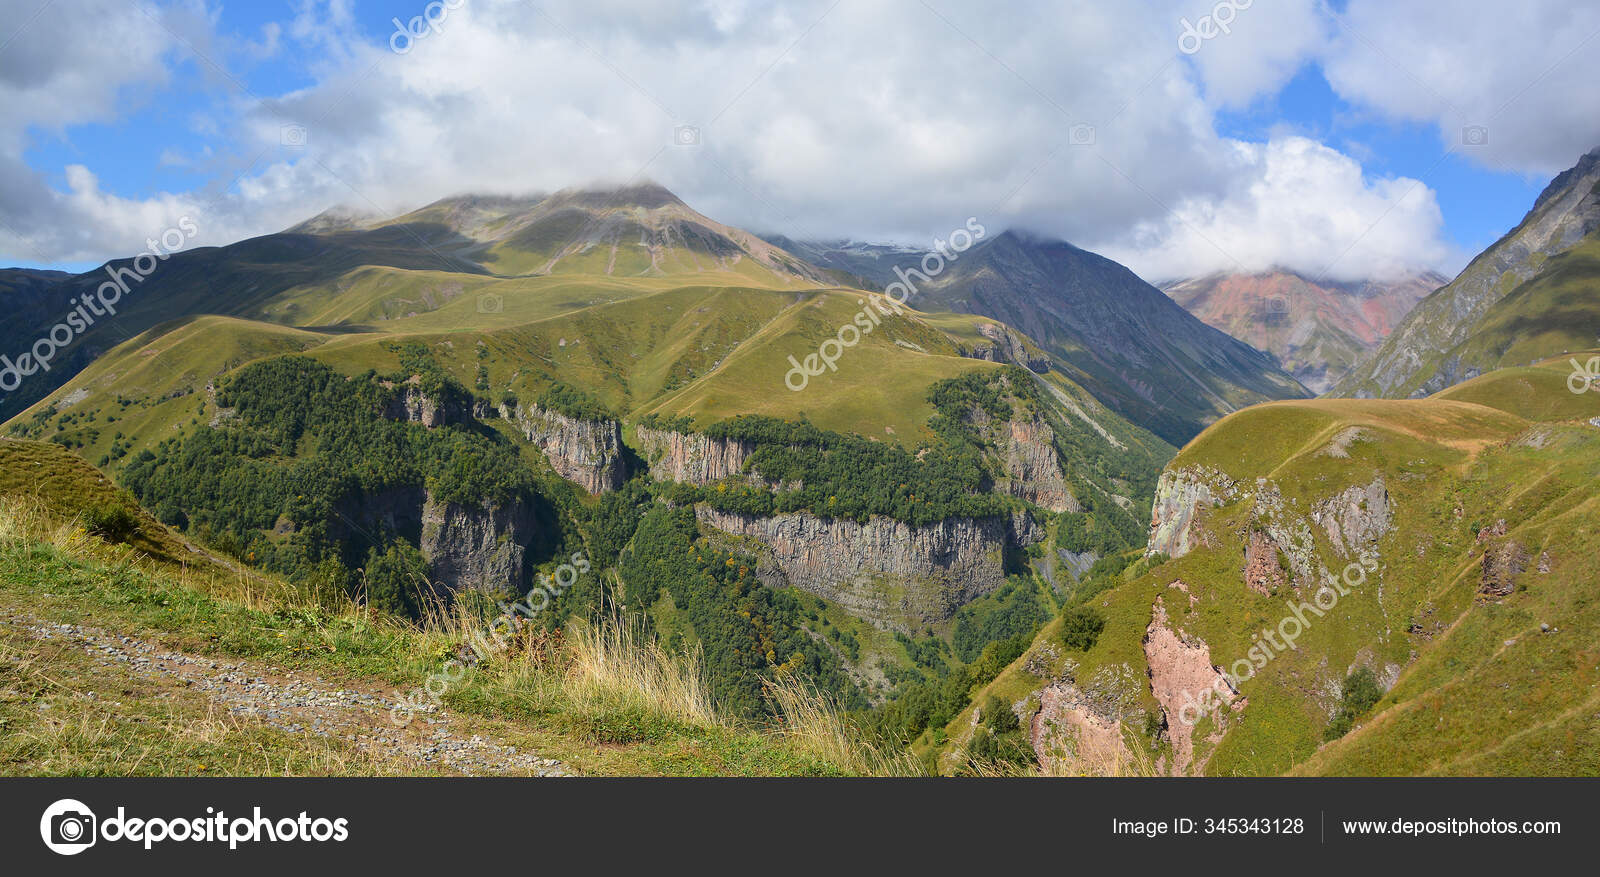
[1337,145,1600,398]
[929,353,1600,775]
[781,232,1310,445]
[4,186,1178,725]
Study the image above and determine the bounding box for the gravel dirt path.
[2,609,571,776]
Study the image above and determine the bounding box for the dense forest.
[122,356,561,609]
[618,505,864,717]
[108,354,1143,737]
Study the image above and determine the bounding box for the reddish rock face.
[1242,531,1287,596]
[1163,270,1443,394]
[1144,598,1240,775]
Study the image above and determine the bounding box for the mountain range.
[3,144,1598,776]
[767,232,1308,444]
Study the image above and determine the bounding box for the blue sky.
[4,0,1595,282]
[1213,66,1547,261]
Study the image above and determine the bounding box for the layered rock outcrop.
[995,415,1077,513]
[506,403,626,493]
[969,322,1052,373]
[634,426,753,484]
[386,384,471,428]
[1149,467,1390,593]
[1311,477,1391,559]
[695,506,1007,632]
[327,484,540,595]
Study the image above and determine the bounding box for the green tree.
[1059,605,1105,651]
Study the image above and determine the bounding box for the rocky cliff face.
[328,484,539,595]
[1146,466,1239,559]
[992,413,1078,513]
[506,403,626,493]
[1148,464,1390,593]
[1143,595,1241,774]
[968,322,1052,373]
[386,384,473,428]
[634,426,753,484]
[695,506,1008,632]
[1311,477,1391,559]
[419,494,538,594]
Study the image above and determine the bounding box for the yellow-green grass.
[1434,349,1600,422]
[635,288,994,442]
[0,459,904,777]
[1172,397,1530,484]
[1293,424,1600,775]
[0,440,199,568]
[954,360,1600,775]
[12,272,1025,462]
[1438,237,1600,379]
[8,316,328,466]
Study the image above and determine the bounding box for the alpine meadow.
[2,3,1598,863]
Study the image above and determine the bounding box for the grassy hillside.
[0,441,911,776]
[929,353,1600,775]
[1429,236,1600,379]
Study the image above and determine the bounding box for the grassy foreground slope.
[0,439,910,776]
[933,354,1600,775]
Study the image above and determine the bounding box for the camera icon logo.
[673,124,701,147]
[1461,125,1488,146]
[40,798,97,855]
[1068,123,1096,146]
[281,124,309,147]
[477,293,504,314]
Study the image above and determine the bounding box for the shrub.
[83,501,140,544]
[1059,605,1105,652]
[982,694,1019,734]
[1324,667,1383,741]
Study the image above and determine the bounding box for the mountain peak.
[545,181,686,210]
[284,204,381,234]
[1531,143,1600,212]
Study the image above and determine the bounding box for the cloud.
[1096,136,1454,283]
[1178,0,1326,108]
[1320,0,1600,174]
[0,0,1507,287]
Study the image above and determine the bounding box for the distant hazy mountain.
[777,231,1309,445]
[1162,269,1445,394]
[1337,145,1600,398]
